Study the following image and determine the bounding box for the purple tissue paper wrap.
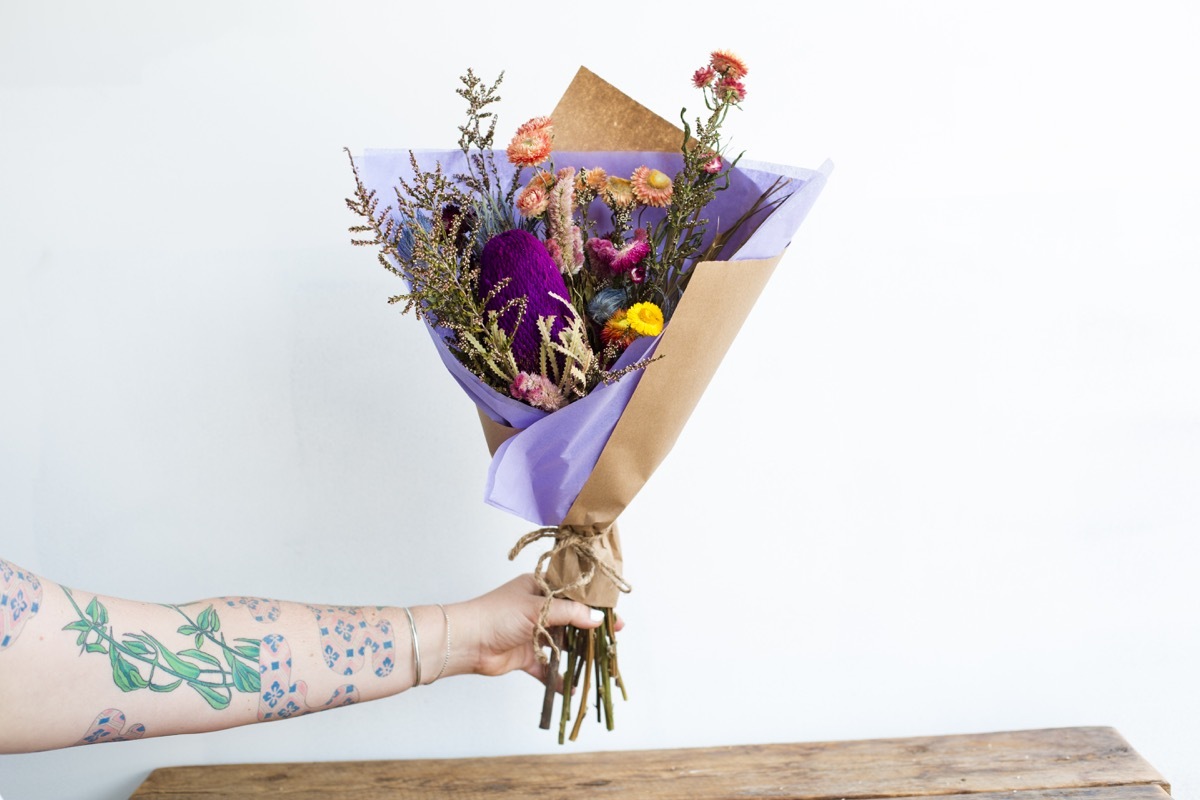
[356,148,831,525]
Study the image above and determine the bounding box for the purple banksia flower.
[477,229,571,374]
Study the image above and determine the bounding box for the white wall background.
[2,2,1197,798]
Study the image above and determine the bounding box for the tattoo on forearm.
[61,587,262,710]
[308,606,396,677]
[220,596,282,624]
[1,558,43,650]
[76,708,146,745]
[60,588,364,723]
[177,596,397,680]
[257,633,358,721]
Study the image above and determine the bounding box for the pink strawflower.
[516,179,551,217]
[715,77,747,104]
[702,153,723,174]
[510,371,565,411]
[507,117,554,167]
[710,50,748,80]
[587,228,651,274]
[692,66,716,88]
[631,166,673,207]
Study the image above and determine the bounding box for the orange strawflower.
[506,117,554,167]
[516,181,550,217]
[579,167,608,192]
[601,309,636,347]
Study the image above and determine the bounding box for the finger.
[544,598,605,629]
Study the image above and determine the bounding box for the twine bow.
[509,525,632,663]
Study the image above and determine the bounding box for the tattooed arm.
[0,557,606,754]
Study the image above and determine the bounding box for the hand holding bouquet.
[346,51,829,741]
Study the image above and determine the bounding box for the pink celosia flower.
[516,180,551,217]
[692,66,716,88]
[587,228,651,274]
[631,166,673,207]
[506,117,554,167]
[702,154,723,174]
[716,77,747,104]
[544,232,582,275]
[571,225,585,271]
[545,167,584,274]
[710,50,748,80]
[510,371,565,411]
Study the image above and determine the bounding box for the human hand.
[448,574,624,687]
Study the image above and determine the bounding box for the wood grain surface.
[129,726,1170,799]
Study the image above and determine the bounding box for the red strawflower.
[716,77,747,104]
[710,49,748,80]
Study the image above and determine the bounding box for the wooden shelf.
[129,726,1170,799]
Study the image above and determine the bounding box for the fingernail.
[589,608,605,623]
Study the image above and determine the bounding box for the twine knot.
[509,525,631,663]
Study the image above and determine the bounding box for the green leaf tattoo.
[61,588,262,710]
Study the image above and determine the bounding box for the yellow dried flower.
[626,302,664,337]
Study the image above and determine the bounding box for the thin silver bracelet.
[430,604,451,685]
[402,606,421,688]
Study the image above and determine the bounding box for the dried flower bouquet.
[346,52,830,740]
